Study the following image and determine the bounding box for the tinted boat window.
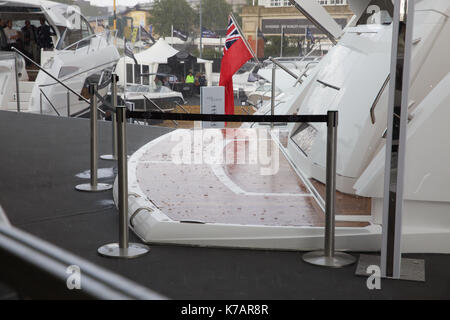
[57,17,93,50]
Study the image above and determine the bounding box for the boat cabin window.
[126,63,150,85]
[56,16,93,50]
[142,65,150,85]
[356,0,394,26]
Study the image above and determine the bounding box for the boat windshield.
[126,84,173,94]
[56,16,94,50]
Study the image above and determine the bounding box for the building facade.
[241,1,353,57]
[186,0,248,11]
[257,0,348,6]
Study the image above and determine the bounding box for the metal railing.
[370,74,391,124]
[124,109,353,268]
[12,47,106,118]
[0,223,165,299]
[293,61,320,87]
[71,73,354,268]
[143,95,178,127]
[0,206,10,226]
[39,88,61,116]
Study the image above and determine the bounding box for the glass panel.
[134,64,141,84]
[142,65,149,85]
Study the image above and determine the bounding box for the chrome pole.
[76,84,112,193]
[98,106,150,259]
[67,91,70,117]
[39,91,43,115]
[303,111,356,268]
[325,111,338,258]
[101,74,119,161]
[271,61,276,129]
[117,106,128,248]
[14,54,20,113]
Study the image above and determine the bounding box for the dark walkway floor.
[0,111,449,299]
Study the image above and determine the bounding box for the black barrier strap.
[127,111,329,123]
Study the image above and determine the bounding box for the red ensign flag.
[219,15,253,115]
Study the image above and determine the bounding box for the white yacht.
[119,0,450,254]
[0,0,120,116]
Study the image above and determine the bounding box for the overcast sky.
[89,0,153,7]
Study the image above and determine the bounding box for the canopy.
[116,38,213,86]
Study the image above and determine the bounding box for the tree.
[199,0,232,32]
[151,0,196,37]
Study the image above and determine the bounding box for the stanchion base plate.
[75,183,113,192]
[303,251,356,268]
[97,243,150,259]
[100,155,117,161]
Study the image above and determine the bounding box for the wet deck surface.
[0,111,449,299]
[136,129,369,227]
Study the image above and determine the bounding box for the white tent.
[116,38,213,87]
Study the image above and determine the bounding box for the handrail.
[299,41,321,64]
[13,47,108,118]
[40,89,61,116]
[370,74,390,124]
[317,79,340,91]
[12,47,89,105]
[0,223,166,299]
[174,101,190,114]
[143,95,178,127]
[268,57,299,80]
[293,61,319,87]
[0,206,10,226]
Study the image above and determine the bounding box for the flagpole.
[138,25,141,53]
[199,0,203,59]
[230,12,260,64]
[280,25,284,58]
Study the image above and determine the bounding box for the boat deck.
[135,129,370,227]
[0,111,449,299]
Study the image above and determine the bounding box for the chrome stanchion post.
[39,91,43,115]
[303,111,356,268]
[271,60,276,129]
[14,53,20,113]
[101,74,119,161]
[67,91,70,117]
[76,84,112,193]
[98,106,150,259]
